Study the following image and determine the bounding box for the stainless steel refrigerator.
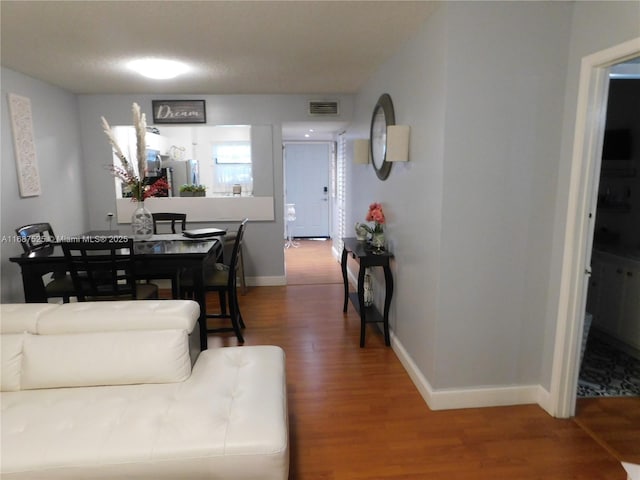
[161,159,199,196]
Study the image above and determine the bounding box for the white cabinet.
[589,252,640,350]
[145,131,169,153]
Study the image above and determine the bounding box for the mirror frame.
[369,93,396,180]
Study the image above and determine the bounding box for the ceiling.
[1,1,437,140]
[0,1,436,96]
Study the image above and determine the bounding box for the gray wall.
[541,0,640,390]
[76,94,352,282]
[1,86,353,301]
[1,68,87,302]
[346,1,639,394]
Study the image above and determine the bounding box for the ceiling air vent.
[308,101,339,116]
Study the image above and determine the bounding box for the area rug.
[578,334,640,398]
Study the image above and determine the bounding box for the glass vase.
[371,230,385,250]
[131,201,153,240]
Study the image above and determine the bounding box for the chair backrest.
[15,223,57,253]
[152,213,187,234]
[226,219,248,288]
[60,237,139,301]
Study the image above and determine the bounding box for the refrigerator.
[161,159,199,197]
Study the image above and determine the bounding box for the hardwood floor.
[196,239,635,479]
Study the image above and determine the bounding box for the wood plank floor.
[195,239,636,479]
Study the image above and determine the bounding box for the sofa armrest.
[37,301,199,334]
[0,304,59,334]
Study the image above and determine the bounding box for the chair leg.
[238,248,247,295]
[218,291,227,315]
[231,286,246,329]
[228,290,244,343]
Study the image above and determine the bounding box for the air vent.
[308,101,339,116]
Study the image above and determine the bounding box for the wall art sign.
[152,100,206,124]
[8,93,41,197]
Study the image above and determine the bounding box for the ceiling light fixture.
[127,58,190,80]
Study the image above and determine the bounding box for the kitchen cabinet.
[589,251,640,351]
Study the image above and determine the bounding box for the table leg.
[341,247,349,312]
[383,265,394,346]
[19,266,48,303]
[357,264,367,347]
[193,264,208,351]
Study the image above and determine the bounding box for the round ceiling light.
[127,58,190,80]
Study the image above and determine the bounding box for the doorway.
[578,75,640,399]
[550,37,640,419]
[283,142,332,238]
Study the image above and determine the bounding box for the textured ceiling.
[1,1,437,95]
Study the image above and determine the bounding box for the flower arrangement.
[364,202,385,234]
[354,202,386,246]
[101,103,168,201]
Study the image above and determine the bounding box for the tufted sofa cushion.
[1,345,289,480]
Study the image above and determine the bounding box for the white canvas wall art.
[8,93,41,197]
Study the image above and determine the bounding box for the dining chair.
[180,219,248,343]
[222,229,247,295]
[15,223,76,303]
[60,237,158,301]
[146,212,188,297]
[152,213,187,234]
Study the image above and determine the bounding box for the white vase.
[363,271,373,307]
[131,202,153,240]
[355,222,369,241]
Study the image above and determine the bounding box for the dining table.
[9,230,225,350]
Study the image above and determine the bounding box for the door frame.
[549,37,640,418]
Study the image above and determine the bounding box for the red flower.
[365,202,385,225]
[141,178,170,200]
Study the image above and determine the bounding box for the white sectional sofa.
[0,301,289,480]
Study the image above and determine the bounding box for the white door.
[284,143,331,238]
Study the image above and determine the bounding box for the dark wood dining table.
[9,231,224,350]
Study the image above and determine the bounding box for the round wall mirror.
[369,93,395,180]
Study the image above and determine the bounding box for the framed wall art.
[152,100,206,124]
[8,93,41,197]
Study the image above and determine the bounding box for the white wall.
[1,68,87,302]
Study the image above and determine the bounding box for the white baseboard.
[154,277,287,288]
[245,265,555,413]
[246,275,286,287]
[391,331,551,411]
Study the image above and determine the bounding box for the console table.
[341,237,393,347]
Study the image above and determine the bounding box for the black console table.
[341,237,393,347]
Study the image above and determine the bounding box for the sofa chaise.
[0,301,289,479]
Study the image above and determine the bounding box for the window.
[211,142,253,195]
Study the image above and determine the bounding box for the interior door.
[284,143,331,238]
